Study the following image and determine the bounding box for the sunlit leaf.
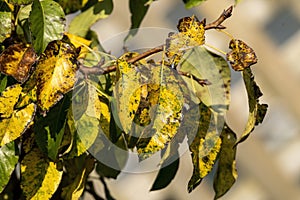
[0,44,37,83]
[166,16,205,65]
[21,147,63,199]
[0,1,11,43]
[114,58,142,134]
[0,103,36,147]
[236,68,268,144]
[62,155,95,199]
[68,0,113,37]
[29,0,65,54]
[182,0,206,9]
[226,39,257,71]
[214,124,237,199]
[188,103,222,193]
[0,84,22,118]
[125,0,149,41]
[65,32,91,59]
[180,46,231,113]
[136,66,188,160]
[0,141,19,193]
[32,40,78,114]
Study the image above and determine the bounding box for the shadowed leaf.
[21,147,63,199]
[214,124,237,199]
[0,141,19,193]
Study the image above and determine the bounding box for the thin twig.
[204,6,233,30]
[127,45,164,63]
[178,71,211,86]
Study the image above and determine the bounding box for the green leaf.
[0,75,7,93]
[68,0,113,37]
[214,124,237,199]
[21,147,63,200]
[0,141,19,193]
[181,46,231,114]
[56,0,88,14]
[187,103,222,193]
[29,0,65,54]
[30,40,78,114]
[150,145,179,191]
[34,95,70,161]
[0,1,12,43]
[125,0,149,41]
[62,155,95,199]
[8,0,33,5]
[183,0,206,9]
[0,43,37,83]
[236,68,268,144]
[0,103,36,147]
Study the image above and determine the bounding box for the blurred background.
[80,0,300,199]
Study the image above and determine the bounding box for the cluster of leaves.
[0,0,267,199]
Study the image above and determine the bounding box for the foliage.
[0,0,267,199]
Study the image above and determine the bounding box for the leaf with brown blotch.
[0,44,37,83]
[226,39,257,71]
[32,41,78,115]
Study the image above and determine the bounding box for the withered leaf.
[226,39,257,71]
[0,44,37,83]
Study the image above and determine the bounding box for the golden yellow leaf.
[0,103,36,147]
[33,41,78,114]
[21,147,63,200]
[65,33,91,59]
[0,84,22,118]
[0,44,37,83]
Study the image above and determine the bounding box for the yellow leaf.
[65,33,91,59]
[166,15,205,64]
[33,41,78,114]
[0,103,36,147]
[0,44,37,83]
[0,84,22,118]
[21,147,63,200]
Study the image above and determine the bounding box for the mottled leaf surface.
[0,103,36,147]
[30,0,65,54]
[32,41,78,114]
[0,141,19,193]
[0,1,11,43]
[21,147,63,199]
[0,84,22,118]
[236,68,268,144]
[0,44,37,83]
[214,125,237,199]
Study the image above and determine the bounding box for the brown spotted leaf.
[166,15,205,64]
[0,44,37,83]
[0,84,22,118]
[226,39,257,71]
[21,147,63,199]
[33,41,78,114]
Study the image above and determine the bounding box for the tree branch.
[204,6,233,30]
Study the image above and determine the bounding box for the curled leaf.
[0,44,37,83]
[226,39,257,71]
